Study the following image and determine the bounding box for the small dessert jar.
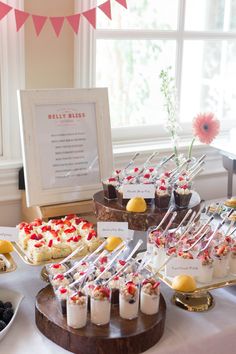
[119,282,139,320]
[102,177,119,200]
[147,226,167,271]
[212,244,230,278]
[67,291,88,329]
[173,183,192,208]
[140,278,160,315]
[197,251,214,283]
[46,263,68,277]
[90,285,111,326]
[55,286,71,315]
[154,182,172,209]
[229,245,236,275]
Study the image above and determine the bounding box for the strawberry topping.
[52,263,60,269]
[119,260,126,266]
[59,287,67,294]
[48,239,53,247]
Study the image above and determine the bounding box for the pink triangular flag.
[83,8,96,29]
[50,17,64,37]
[115,0,127,9]
[99,0,112,20]
[0,1,12,20]
[32,15,47,36]
[15,9,30,32]
[66,14,80,34]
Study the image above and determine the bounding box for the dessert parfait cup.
[119,282,139,320]
[213,244,230,278]
[173,182,193,208]
[147,226,167,271]
[55,286,71,315]
[140,278,160,315]
[229,245,236,274]
[197,258,214,283]
[154,182,172,209]
[102,178,119,200]
[90,285,111,326]
[67,291,88,329]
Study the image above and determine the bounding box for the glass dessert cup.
[213,256,229,278]
[90,286,111,326]
[119,283,139,320]
[140,280,160,315]
[102,181,118,200]
[196,263,214,284]
[67,292,88,329]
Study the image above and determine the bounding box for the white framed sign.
[18,88,113,207]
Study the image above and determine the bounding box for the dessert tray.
[155,268,236,312]
[35,284,166,354]
[0,254,17,274]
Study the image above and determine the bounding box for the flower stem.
[188,137,196,159]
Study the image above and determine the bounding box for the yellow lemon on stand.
[0,240,14,254]
[105,236,123,252]
[126,197,147,213]
[172,274,197,292]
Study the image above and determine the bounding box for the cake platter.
[155,268,236,312]
[35,284,166,354]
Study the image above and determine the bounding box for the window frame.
[0,0,25,163]
[75,0,236,146]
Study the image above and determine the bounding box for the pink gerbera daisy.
[193,112,220,144]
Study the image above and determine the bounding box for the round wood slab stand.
[35,285,166,354]
[93,190,201,231]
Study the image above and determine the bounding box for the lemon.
[0,239,14,254]
[126,197,147,213]
[172,274,197,292]
[105,236,123,252]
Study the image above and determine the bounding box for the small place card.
[123,184,155,199]
[97,222,131,240]
[0,227,18,242]
[165,258,201,277]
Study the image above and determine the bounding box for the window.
[76,0,236,144]
[0,0,24,162]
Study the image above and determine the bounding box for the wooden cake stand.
[93,190,201,231]
[35,285,166,354]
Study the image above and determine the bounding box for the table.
[212,140,236,198]
[1,252,236,354]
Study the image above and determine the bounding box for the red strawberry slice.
[52,263,60,269]
[41,225,51,232]
[108,177,116,182]
[178,176,184,181]
[55,219,64,225]
[32,218,43,226]
[34,242,43,248]
[87,230,97,240]
[113,276,119,281]
[82,222,93,230]
[30,234,38,240]
[99,266,105,272]
[134,167,139,173]
[115,169,121,174]
[159,185,167,191]
[37,234,43,240]
[143,173,150,179]
[64,227,76,234]
[217,245,226,255]
[79,271,85,276]
[127,283,136,296]
[75,218,87,225]
[142,279,150,285]
[59,287,67,294]
[48,239,53,247]
[152,282,160,289]
[182,184,189,190]
[57,237,61,242]
[64,220,72,227]
[19,222,27,230]
[126,175,133,181]
[50,230,58,238]
[149,168,154,172]
[54,274,64,280]
[24,227,32,234]
[160,179,166,184]
[73,236,81,242]
[100,287,110,298]
[119,260,126,266]
[99,256,108,264]
[164,171,170,177]
[70,295,78,301]
[66,237,73,242]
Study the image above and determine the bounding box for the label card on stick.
[165,258,201,277]
[0,227,18,242]
[97,222,130,239]
[123,184,155,199]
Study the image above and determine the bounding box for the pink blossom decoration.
[193,112,220,144]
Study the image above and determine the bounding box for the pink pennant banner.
[32,15,47,36]
[15,9,30,31]
[0,1,12,20]
[99,0,112,20]
[83,8,96,29]
[50,17,64,37]
[66,14,80,34]
[115,0,127,9]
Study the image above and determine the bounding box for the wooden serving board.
[35,285,166,354]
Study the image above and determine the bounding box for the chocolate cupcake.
[155,185,171,209]
[174,184,192,208]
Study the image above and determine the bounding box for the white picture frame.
[18,88,113,207]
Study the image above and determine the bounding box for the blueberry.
[0,320,6,331]
[2,308,14,324]
[3,302,12,309]
[0,301,4,308]
[129,299,135,304]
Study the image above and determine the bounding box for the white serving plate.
[0,288,24,341]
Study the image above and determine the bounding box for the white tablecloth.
[1,251,236,354]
